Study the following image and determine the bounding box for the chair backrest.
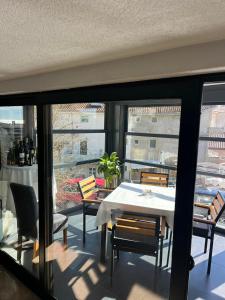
[10,183,38,239]
[113,211,161,243]
[140,172,169,187]
[210,192,225,223]
[78,176,98,200]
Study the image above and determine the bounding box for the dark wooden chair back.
[210,192,225,223]
[78,175,98,200]
[113,211,160,241]
[140,172,169,187]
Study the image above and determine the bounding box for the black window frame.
[3,73,225,299]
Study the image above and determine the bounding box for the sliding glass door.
[0,105,39,279]
[0,76,205,300]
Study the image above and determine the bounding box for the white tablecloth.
[0,165,57,214]
[96,182,176,228]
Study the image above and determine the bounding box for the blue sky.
[0,107,23,121]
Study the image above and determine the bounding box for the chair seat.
[193,206,209,219]
[53,213,68,234]
[193,221,212,238]
[85,203,100,215]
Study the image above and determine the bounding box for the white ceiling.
[1,0,225,81]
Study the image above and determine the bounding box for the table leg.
[100,223,107,263]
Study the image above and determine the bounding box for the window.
[80,140,87,155]
[135,116,141,122]
[125,105,181,186]
[150,140,156,148]
[81,115,89,123]
[89,167,96,176]
[128,106,180,134]
[195,104,225,228]
[0,106,24,141]
[52,103,106,212]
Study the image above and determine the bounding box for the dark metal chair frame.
[110,211,165,283]
[193,191,225,274]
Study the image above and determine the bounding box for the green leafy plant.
[97,152,121,188]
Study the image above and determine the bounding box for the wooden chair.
[140,171,169,187]
[10,183,68,263]
[110,211,166,283]
[78,175,112,245]
[193,192,225,274]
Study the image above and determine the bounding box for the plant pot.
[105,176,118,189]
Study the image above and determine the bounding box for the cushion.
[53,213,68,234]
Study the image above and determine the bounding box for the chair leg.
[63,228,68,249]
[83,207,86,245]
[207,231,214,275]
[110,247,115,286]
[166,230,173,268]
[117,249,120,260]
[166,225,169,240]
[32,240,39,260]
[159,237,163,267]
[155,251,158,268]
[204,238,208,253]
[155,243,159,268]
[17,234,22,263]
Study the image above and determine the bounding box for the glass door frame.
[2,73,225,299]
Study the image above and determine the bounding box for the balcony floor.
[1,209,225,300]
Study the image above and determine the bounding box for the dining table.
[96,181,176,262]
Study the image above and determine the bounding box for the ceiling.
[1,0,225,81]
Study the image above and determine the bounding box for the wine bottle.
[14,140,20,165]
[18,141,25,167]
[23,137,29,166]
[29,139,35,165]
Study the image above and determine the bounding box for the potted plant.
[97,152,121,189]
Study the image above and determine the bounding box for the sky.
[0,106,23,123]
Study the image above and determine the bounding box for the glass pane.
[55,162,105,211]
[0,105,39,278]
[128,106,181,134]
[0,106,23,124]
[197,141,225,175]
[199,105,225,137]
[124,162,176,186]
[126,135,178,167]
[53,133,105,165]
[52,103,105,129]
[190,89,225,299]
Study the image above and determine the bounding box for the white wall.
[1,39,225,95]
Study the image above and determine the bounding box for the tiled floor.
[0,265,40,300]
[1,210,225,300]
[189,234,225,300]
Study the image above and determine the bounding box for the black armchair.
[110,211,166,283]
